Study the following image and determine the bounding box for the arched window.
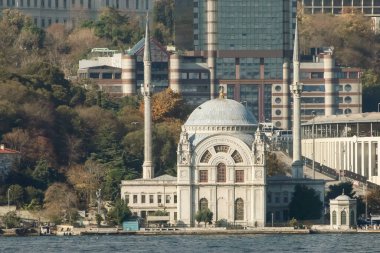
[332,211,337,225]
[199,198,208,211]
[235,198,244,220]
[217,163,226,182]
[350,210,355,226]
[200,150,212,163]
[341,210,347,225]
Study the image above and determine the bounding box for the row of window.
[331,210,355,226]
[199,167,245,183]
[181,72,209,80]
[126,194,177,205]
[199,197,245,220]
[267,192,289,204]
[0,0,149,10]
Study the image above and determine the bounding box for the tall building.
[173,0,296,123]
[0,0,156,28]
[300,0,380,31]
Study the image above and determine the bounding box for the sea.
[0,233,379,253]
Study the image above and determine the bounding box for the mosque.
[120,18,325,227]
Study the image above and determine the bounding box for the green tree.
[194,208,213,227]
[366,188,380,215]
[326,181,355,200]
[153,0,174,44]
[107,199,131,226]
[289,184,323,220]
[2,211,21,229]
[91,7,143,47]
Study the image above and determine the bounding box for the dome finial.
[342,188,345,195]
[219,86,225,99]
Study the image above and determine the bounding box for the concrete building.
[301,112,380,185]
[120,21,325,226]
[300,0,380,32]
[0,0,156,28]
[330,192,357,229]
[0,144,20,181]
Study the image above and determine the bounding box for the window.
[149,195,154,204]
[174,195,177,203]
[350,210,355,226]
[166,195,170,204]
[41,0,45,7]
[199,170,208,182]
[217,163,226,182]
[141,195,146,203]
[88,0,91,8]
[341,210,347,225]
[174,212,177,221]
[275,192,280,203]
[55,0,58,7]
[235,198,244,220]
[158,195,162,204]
[48,0,51,7]
[102,73,113,79]
[344,84,352,92]
[145,0,148,9]
[235,170,244,182]
[200,150,212,163]
[283,192,289,203]
[125,195,129,204]
[133,195,138,203]
[214,145,229,153]
[135,0,138,9]
[199,198,208,211]
[267,192,272,203]
[232,150,243,163]
[63,0,66,8]
[80,0,83,7]
[126,0,129,8]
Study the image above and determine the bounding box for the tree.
[326,182,355,201]
[366,188,380,215]
[2,211,21,229]
[106,199,131,226]
[266,152,291,176]
[289,184,323,220]
[8,184,24,208]
[43,183,78,224]
[91,7,143,48]
[194,208,213,227]
[153,0,174,45]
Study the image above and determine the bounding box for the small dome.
[335,194,351,201]
[185,98,258,127]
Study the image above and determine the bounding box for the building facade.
[301,112,380,185]
[300,0,380,31]
[0,0,155,28]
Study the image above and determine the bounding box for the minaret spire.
[142,13,154,179]
[291,17,304,179]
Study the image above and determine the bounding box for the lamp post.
[7,188,10,210]
[378,102,380,112]
[312,110,316,179]
[365,182,368,221]
[271,212,274,227]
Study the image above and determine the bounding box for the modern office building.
[300,0,380,31]
[0,0,156,28]
[301,112,380,185]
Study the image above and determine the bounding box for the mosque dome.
[335,194,351,201]
[185,98,258,127]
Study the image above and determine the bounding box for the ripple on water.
[1,233,380,253]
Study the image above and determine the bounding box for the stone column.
[206,0,217,99]
[142,15,154,179]
[291,18,303,178]
[324,51,335,116]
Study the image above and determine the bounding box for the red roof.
[0,147,20,154]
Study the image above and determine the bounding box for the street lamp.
[378,102,380,112]
[7,188,11,210]
[312,110,316,180]
[271,212,274,227]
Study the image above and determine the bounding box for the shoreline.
[3,227,380,236]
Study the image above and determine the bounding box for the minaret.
[206,0,217,99]
[141,14,154,179]
[291,18,304,179]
